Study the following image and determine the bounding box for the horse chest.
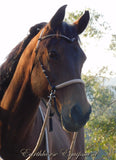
[36,104,72,160]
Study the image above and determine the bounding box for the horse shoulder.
[0,32,40,111]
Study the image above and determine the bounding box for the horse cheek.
[31,65,48,97]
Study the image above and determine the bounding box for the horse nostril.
[71,104,83,123]
[71,104,92,125]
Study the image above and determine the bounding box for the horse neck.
[1,78,40,141]
[0,32,41,143]
[0,83,41,159]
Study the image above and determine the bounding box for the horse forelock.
[59,22,76,37]
[45,21,79,43]
[0,22,46,101]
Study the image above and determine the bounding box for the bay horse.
[0,5,91,160]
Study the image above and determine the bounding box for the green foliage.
[109,35,116,57]
[109,35,116,51]
[65,9,110,38]
[65,9,116,159]
[82,68,116,159]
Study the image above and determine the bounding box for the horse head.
[31,5,91,132]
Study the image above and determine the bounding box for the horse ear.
[49,5,67,29]
[74,11,90,34]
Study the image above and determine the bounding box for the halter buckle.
[48,88,56,100]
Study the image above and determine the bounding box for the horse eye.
[48,50,58,59]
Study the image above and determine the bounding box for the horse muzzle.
[61,104,91,132]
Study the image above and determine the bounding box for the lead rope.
[39,106,50,160]
[25,90,55,160]
[67,132,78,160]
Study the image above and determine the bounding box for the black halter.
[39,58,60,121]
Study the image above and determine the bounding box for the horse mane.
[0,22,46,101]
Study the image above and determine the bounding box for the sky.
[0,0,116,77]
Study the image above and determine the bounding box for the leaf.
[94,149,107,160]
